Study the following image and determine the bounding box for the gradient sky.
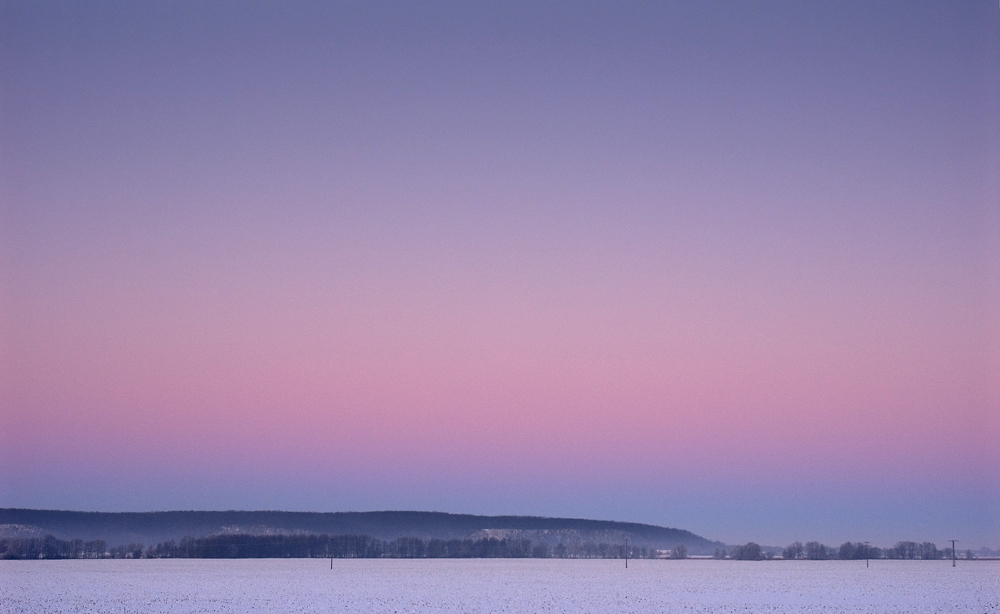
[2,1,998,548]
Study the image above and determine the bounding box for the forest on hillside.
[0,509,714,551]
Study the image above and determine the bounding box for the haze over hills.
[0,509,722,553]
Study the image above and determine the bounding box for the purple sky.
[2,1,998,547]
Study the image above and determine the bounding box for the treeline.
[709,543,772,560]
[148,534,659,559]
[780,540,967,560]
[2,533,659,560]
[4,534,979,561]
[1,536,111,560]
[707,541,976,561]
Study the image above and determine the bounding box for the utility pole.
[865,541,870,568]
[950,540,957,567]
[625,537,629,569]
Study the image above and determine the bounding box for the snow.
[2,558,997,613]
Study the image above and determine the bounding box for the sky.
[1,1,998,548]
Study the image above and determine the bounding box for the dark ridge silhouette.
[0,509,722,553]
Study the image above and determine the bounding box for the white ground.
[1,558,997,613]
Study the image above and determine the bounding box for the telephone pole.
[625,537,629,569]
[864,542,870,568]
[950,540,957,567]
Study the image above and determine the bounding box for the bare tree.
[805,541,828,560]
[731,543,764,560]
[782,541,803,560]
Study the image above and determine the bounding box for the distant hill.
[0,509,722,554]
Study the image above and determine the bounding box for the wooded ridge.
[0,509,721,553]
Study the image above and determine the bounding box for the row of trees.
[711,543,769,560]
[4,534,980,561]
[150,534,661,559]
[782,541,839,560]
[1,537,110,560]
[882,541,975,560]
[781,541,969,561]
[1,533,659,560]
[707,541,976,561]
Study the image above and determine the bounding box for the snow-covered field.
[2,558,997,613]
